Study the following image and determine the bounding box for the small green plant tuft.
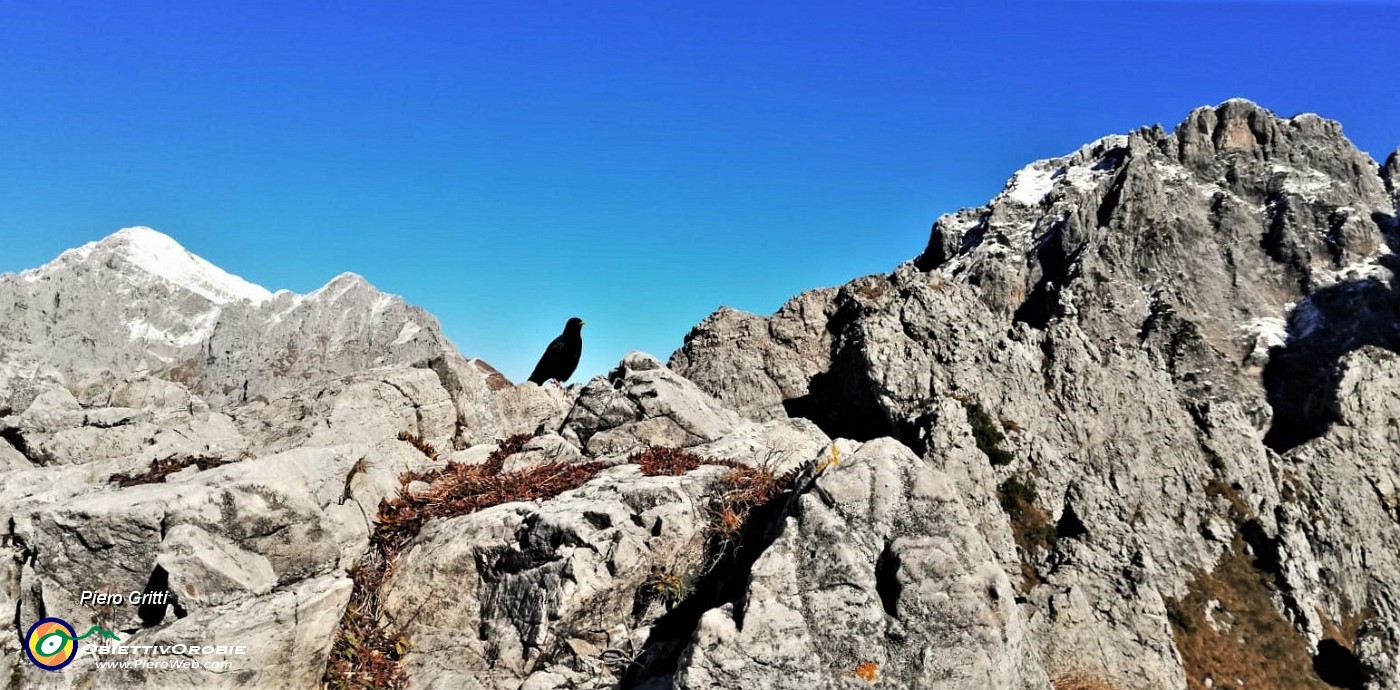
[643,569,690,610]
[998,475,1038,518]
[965,401,1015,466]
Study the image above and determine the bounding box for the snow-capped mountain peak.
[18,226,273,305]
[0,226,485,409]
[102,226,274,305]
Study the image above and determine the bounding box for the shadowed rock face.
[674,100,1400,688]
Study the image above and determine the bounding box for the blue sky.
[2,1,1398,382]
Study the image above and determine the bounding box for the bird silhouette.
[528,317,584,386]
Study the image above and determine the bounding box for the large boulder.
[382,464,733,690]
[565,353,742,455]
[674,438,1046,690]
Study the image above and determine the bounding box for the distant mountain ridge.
[0,226,500,410]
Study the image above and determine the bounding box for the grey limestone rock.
[565,352,742,456]
[674,437,1046,690]
[671,100,1400,689]
[381,464,728,690]
[0,227,503,414]
[670,290,838,422]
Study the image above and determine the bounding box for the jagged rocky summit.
[0,99,1395,690]
[673,99,1400,689]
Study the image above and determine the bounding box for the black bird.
[528,317,585,386]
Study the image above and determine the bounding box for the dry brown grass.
[855,281,888,301]
[714,504,745,538]
[711,463,796,535]
[109,454,234,487]
[325,442,802,687]
[629,446,797,538]
[632,446,713,476]
[376,434,600,550]
[1205,478,1252,521]
[323,434,605,690]
[997,475,1056,591]
[323,549,407,690]
[1167,537,1331,690]
[1317,603,1370,649]
[395,430,439,461]
[1049,670,1119,690]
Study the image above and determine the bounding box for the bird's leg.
[552,379,563,389]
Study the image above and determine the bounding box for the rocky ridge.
[0,99,1396,690]
[673,99,1400,689]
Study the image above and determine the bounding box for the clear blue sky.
[2,1,1398,382]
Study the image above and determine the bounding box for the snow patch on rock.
[110,227,271,304]
[1003,166,1057,206]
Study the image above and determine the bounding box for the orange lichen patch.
[1167,537,1332,690]
[323,433,604,690]
[109,454,233,487]
[851,661,880,682]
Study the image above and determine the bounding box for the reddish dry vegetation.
[324,443,798,688]
[997,475,1056,591]
[629,446,796,537]
[1167,537,1333,690]
[395,430,439,461]
[108,454,233,487]
[323,434,605,690]
[711,463,793,535]
[633,446,714,476]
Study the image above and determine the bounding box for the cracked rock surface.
[673,100,1400,689]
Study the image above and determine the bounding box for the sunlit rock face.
[673,100,1400,689]
[3,100,1399,689]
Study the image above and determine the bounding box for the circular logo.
[25,617,77,671]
